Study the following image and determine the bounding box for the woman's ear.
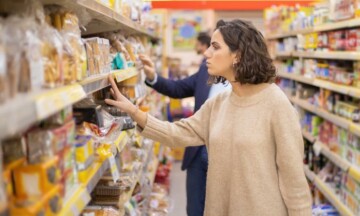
[231,52,240,65]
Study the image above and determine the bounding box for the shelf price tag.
[108,155,120,182]
[349,123,360,135]
[348,167,360,182]
[114,70,127,82]
[35,84,86,120]
[114,131,127,152]
[124,201,136,216]
[313,142,322,157]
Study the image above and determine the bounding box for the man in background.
[139,32,230,216]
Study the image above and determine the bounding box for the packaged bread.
[85,41,96,76]
[62,31,82,84]
[85,37,102,74]
[40,27,64,88]
[3,17,22,98]
[22,21,46,92]
[0,23,7,104]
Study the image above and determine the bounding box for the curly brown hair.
[209,19,276,85]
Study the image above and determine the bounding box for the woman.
[105,19,312,215]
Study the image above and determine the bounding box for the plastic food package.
[2,136,25,165]
[121,0,132,19]
[82,206,120,216]
[27,120,75,163]
[3,17,23,98]
[0,20,7,104]
[85,37,102,74]
[75,135,94,169]
[39,26,64,88]
[0,147,7,213]
[329,0,355,21]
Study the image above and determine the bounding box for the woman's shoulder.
[202,89,232,109]
[265,84,295,110]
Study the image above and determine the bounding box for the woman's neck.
[231,82,271,97]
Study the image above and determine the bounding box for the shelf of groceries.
[0,67,139,138]
[277,72,360,98]
[278,77,360,215]
[274,50,360,61]
[266,3,360,215]
[0,68,138,140]
[2,0,160,39]
[301,129,359,180]
[0,0,169,215]
[304,166,355,216]
[267,18,360,40]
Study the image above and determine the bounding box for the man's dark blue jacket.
[145,60,210,170]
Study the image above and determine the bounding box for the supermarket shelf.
[39,0,159,39]
[148,157,159,186]
[277,72,313,86]
[302,130,358,178]
[274,51,292,58]
[267,18,360,40]
[60,129,129,216]
[290,97,360,137]
[293,98,360,181]
[84,160,110,194]
[81,68,138,94]
[304,165,316,182]
[0,68,138,140]
[314,141,352,171]
[293,51,360,60]
[302,130,316,143]
[314,18,360,32]
[304,166,354,216]
[59,185,91,216]
[314,177,354,216]
[266,28,313,39]
[274,50,360,60]
[278,72,360,99]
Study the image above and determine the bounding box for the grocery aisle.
[169,162,187,216]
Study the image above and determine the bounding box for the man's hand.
[139,54,156,81]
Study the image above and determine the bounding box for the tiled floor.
[169,162,187,216]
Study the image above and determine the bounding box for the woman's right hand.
[105,75,147,128]
[105,75,137,115]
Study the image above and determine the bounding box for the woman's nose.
[204,48,211,59]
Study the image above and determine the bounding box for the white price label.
[109,155,120,182]
[313,142,322,157]
[71,205,79,216]
[124,201,137,216]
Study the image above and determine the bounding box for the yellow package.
[96,143,113,161]
[13,157,60,199]
[11,184,62,216]
[75,135,95,165]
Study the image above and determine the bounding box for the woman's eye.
[212,45,219,50]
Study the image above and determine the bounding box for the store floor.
[169,161,187,216]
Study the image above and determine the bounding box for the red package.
[346,29,359,51]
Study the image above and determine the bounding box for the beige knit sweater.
[140,83,312,216]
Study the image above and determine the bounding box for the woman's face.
[204,30,237,80]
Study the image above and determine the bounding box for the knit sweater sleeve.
[272,99,312,216]
[137,99,212,148]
